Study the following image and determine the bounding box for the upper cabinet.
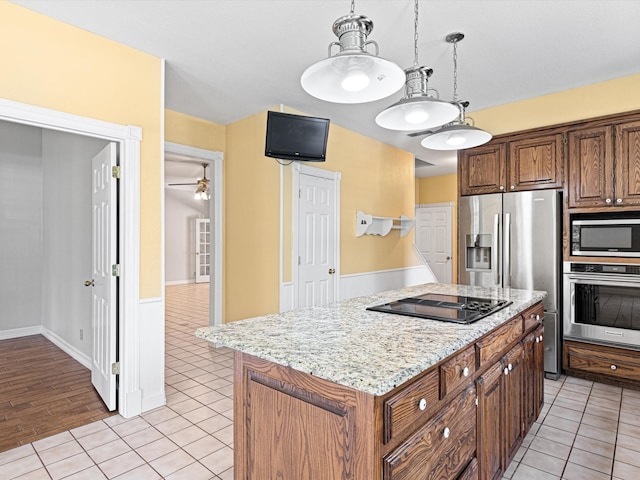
[459,132,563,196]
[567,120,640,209]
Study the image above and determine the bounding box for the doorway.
[292,163,341,308]
[164,142,223,327]
[415,202,454,283]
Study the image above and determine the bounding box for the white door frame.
[291,163,341,309]
[164,142,223,326]
[0,98,143,417]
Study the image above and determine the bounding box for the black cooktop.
[366,293,512,324]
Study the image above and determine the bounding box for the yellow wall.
[1,3,163,299]
[165,109,226,152]
[472,74,640,135]
[416,174,458,282]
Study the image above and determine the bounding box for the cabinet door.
[522,332,536,431]
[567,126,614,208]
[476,362,504,480]
[508,133,563,191]
[459,143,507,196]
[615,120,640,207]
[534,325,545,418]
[503,343,524,468]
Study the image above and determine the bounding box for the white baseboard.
[0,325,43,341]
[339,265,438,301]
[41,327,92,369]
[138,297,166,415]
[164,279,195,286]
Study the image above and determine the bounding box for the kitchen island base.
[232,302,545,480]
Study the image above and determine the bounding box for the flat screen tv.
[265,111,330,162]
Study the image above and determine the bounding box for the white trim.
[164,142,223,326]
[339,265,438,301]
[416,201,455,209]
[42,327,92,369]
[280,282,294,312]
[0,97,143,418]
[0,326,43,341]
[291,163,341,309]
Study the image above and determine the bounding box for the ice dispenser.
[466,234,492,271]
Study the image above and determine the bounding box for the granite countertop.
[195,283,546,396]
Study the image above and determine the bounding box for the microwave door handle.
[494,213,500,285]
[504,213,511,287]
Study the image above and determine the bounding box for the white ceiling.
[13,0,640,177]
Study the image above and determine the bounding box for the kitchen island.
[196,283,546,480]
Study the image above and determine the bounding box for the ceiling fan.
[168,163,210,200]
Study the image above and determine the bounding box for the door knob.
[328,268,335,275]
[446,256,451,260]
[84,280,95,287]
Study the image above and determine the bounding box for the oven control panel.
[570,263,640,275]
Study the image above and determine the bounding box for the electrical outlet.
[80,329,83,340]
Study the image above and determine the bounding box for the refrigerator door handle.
[504,212,511,287]
[493,213,500,285]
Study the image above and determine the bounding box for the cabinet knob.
[418,398,427,411]
[611,365,617,371]
[606,198,612,204]
[535,314,540,321]
[462,366,470,377]
[508,363,513,371]
[539,335,543,342]
[617,198,623,204]
[535,337,540,343]
[504,367,509,376]
[443,427,451,439]
[499,185,505,191]
[510,185,515,190]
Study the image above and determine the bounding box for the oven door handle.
[504,213,511,287]
[493,213,500,286]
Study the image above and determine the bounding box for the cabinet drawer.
[440,345,477,399]
[383,368,439,444]
[565,341,640,381]
[383,385,477,480]
[522,303,544,332]
[476,317,523,367]
[457,458,478,480]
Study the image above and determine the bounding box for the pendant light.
[421,33,492,150]
[300,0,405,104]
[375,0,459,131]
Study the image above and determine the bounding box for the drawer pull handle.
[611,365,617,371]
[462,366,470,377]
[504,367,509,376]
[443,427,451,439]
[418,398,427,411]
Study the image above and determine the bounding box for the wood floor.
[0,335,115,452]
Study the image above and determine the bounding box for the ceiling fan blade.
[168,182,198,186]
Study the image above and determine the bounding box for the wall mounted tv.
[265,111,330,162]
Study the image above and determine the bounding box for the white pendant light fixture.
[300,0,405,104]
[375,0,459,131]
[421,33,492,150]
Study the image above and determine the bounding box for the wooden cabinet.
[458,133,563,196]
[233,302,545,480]
[523,325,545,431]
[568,120,640,208]
[564,340,640,387]
[458,142,507,196]
[508,133,563,192]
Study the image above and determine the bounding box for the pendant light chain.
[350,0,355,14]
[413,0,419,66]
[452,38,459,102]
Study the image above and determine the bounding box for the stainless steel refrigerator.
[458,190,562,379]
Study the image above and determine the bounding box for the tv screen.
[265,111,330,162]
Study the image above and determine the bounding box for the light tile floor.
[1,283,640,479]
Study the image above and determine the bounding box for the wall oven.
[564,262,640,349]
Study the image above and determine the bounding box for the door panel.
[415,205,452,283]
[91,143,117,411]
[298,173,336,308]
[195,218,210,283]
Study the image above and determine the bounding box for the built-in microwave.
[571,213,640,257]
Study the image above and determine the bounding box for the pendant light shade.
[301,13,405,103]
[375,66,460,130]
[421,122,492,150]
[421,33,492,151]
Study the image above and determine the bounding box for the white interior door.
[195,218,211,283]
[91,143,117,411]
[415,204,453,283]
[298,173,336,308]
